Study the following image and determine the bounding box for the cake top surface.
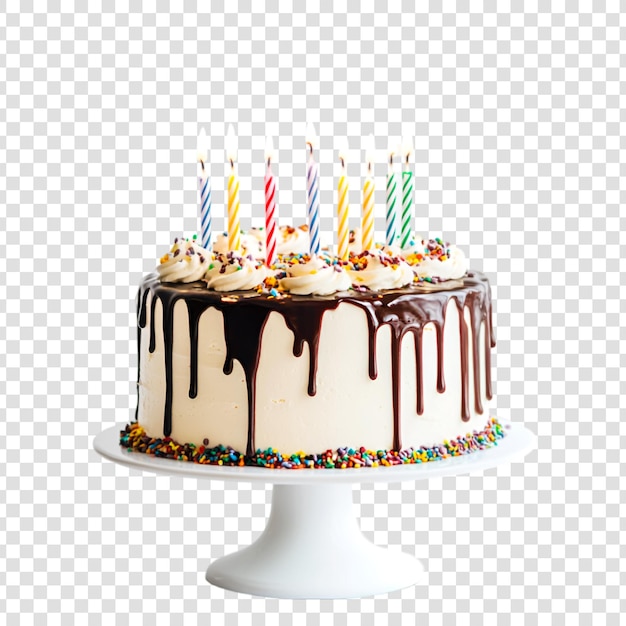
[153,225,469,296]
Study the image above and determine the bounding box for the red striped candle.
[264,136,277,266]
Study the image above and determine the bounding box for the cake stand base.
[206,483,423,599]
[94,420,536,599]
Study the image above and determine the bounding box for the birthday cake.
[121,232,504,469]
[120,126,504,468]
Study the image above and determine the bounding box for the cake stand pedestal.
[94,421,535,599]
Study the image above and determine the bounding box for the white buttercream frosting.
[212,225,311,260]
[212,229,266,259]
[347,251,414,291]
[405,240,468,281]
[157,238,210,283]
[279,255,352,296]
[204,253,268,291]
[276,225,310,256]
[347,227,424,257]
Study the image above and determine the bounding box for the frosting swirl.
[279,255,352,295]
[213,224,311,260]
[204,253,268,292]
[212,229,265,259]
[157,238,210,283]
[405,240,468,281]
[276,225,310,256]
[347,227,423,258]
[347,251,414,291]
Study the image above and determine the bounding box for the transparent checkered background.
[1,1,624,623]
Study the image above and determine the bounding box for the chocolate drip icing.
[135,288,151,421]
[186,299,210,399]
[220,305,272,456]
[485,311,494,401]
[136,271,494,454]
[160,290,177,438]
[281,303,340,396]
[413,330,424,415]
[148,294,157,353]
[389,331,403,450]
[469,305,483,415]
[458,300,470,421]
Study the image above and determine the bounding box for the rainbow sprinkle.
[119,417,506,469]
[404,238,453,267]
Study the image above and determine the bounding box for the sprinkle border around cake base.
[119,417,506,470]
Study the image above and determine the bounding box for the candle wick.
[389,155,393,166]
[267,157,271,168]
[307,142,313,156]
[200,160,205,172]
[230,159,234,168]
[340,157,345,169]
[368,162,372,175]
[405,154,409,165]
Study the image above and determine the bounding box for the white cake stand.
[94,421,535,599]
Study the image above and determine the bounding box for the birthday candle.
[197,128,212,250]
[361,134,375,251]
[400,136,414,250]
[264,136,277,266]
[336,138,350,261]
[226,124,241,253]
[305,123,321,256]
[386,146,397,247]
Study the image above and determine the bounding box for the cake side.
[135,271,494,457]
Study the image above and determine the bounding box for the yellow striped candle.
[336,138,350,260]
[226,124,241,253]
[361,134,375,251]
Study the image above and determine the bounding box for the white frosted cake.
[121,230,503,468]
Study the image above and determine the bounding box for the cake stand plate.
[94,421,535,599]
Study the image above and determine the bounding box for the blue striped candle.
[197,128,212,249]
[306,123,321,255]
[198,165,212,249]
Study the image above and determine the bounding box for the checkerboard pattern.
[1,1,624,622]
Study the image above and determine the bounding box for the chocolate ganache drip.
[136,272,494,455]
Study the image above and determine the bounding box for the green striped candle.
[386,150,397,246]
[400,138,413,249]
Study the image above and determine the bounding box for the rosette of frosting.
[204,253,268,292]
[212,229,265,259]
[276,225,310,256]
[157,238,210,283]
[405,239,468,281]
[347,227,423,258]
[213,224,311,260]
[347,251,414,291]
[279,255,352,296]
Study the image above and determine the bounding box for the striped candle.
[336,138,350,260]
[226,124,241,252]
[361,134,375,251]
[198,167,212,249]
[264,136,277,266]
[385,149,397,247]
[400,137,413,250]
[197,128,212,249]
[306,123,321,256]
